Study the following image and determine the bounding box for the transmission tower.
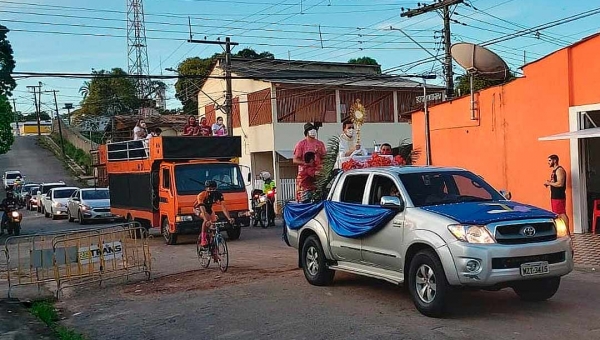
[127,0,150,106]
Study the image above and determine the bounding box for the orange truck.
[96,136,251,245]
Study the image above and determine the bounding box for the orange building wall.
[411,35,600,232]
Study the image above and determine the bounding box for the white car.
[67,188,114,224]
[3,171,22,190]
[36,182,66,213]
[43,187,79,220]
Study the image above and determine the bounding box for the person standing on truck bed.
[293,123,326,202]
[183,116,199,136]
[133,119,148,140]
[194,180,235,247]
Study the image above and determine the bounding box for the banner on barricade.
[78,241,123,263]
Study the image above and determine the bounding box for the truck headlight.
[555,218,570,238]
[175,215,193,222]
[448,225,495,244]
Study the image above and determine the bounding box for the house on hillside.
[197,57,444,202]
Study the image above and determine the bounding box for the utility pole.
[26,82,43,136]
[46,90,66,159]
[11,98,19,136]
[401,0,463,99]
[186,30,239,136]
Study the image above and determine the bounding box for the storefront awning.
[276,150,294,159]
[538,127,600,141]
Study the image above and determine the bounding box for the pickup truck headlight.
[555,218,570,238]
[175,215,193,222]
[448,225,495,244]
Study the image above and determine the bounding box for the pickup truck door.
[360,174,405,272]
[329,174,369,263]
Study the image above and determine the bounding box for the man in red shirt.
[293,123,326,202]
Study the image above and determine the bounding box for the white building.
[198,58,444,204]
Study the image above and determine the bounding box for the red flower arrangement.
[341,153,407,171]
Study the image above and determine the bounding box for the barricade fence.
[1,222,151,299]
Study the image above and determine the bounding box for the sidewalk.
[0,299,54,340]
[572,233,600,268]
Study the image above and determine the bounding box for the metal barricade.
[52,224,151,297]
[1,222,151,299]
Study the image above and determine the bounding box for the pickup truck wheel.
[512,277,561,302]
[301,235,334,286]
[162,218,177,245]
[408,249,450,318]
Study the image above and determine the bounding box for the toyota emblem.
[522,226,536,237]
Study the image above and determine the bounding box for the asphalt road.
[4,135,600,340]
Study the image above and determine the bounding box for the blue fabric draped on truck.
[283,201,396,238]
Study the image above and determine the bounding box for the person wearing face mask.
[293,123,326,202]
[199,116,212,136]
[133,119,148,140]
[212,116,228,136]
[335,120,367,169]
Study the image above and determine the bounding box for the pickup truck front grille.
[492,251,566,269]
[494,222,557,244]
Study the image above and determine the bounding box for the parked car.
[27,185,40,211]
[67,188,115,225]
[17,183,39,207]
[43,187,78,220]
[2,171,22,190]
[36,182,66,213]
[285,166,574,317]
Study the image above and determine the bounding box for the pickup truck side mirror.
[499,190,512,200]
[380,195,405,211]
[37,191,41,195]
[247,172,252,182]
[72,197,80,201]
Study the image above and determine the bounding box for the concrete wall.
[52,118,98,153]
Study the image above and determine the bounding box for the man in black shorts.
[194,180,234,247]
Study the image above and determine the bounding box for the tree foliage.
[77,68,139,119]
[174,48,274,115]
[348,56,379,66]
[0,95,15,154]
[454,72,516,96]
[0,25,16,97]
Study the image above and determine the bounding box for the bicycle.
[197,221,229,272]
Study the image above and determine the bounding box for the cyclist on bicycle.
[194,180,235,247]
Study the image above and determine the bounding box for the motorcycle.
[250,188,276,228]
[1,203,22,236]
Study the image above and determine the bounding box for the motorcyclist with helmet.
[194,180,235,247]
[1,191,19,235]
[260,171,276,227]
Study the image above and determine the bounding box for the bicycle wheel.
[197,235,211,268]
[215,236,229,272]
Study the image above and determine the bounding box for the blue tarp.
[419,201,557,225]
[283,201,396,239]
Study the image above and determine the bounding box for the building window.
[276,87,336,123]
[248,88,273,126]
[205,104,216,125]
[340,90,394,123]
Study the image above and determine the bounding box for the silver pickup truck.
[285,166,574,317]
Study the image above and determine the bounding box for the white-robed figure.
[335,120,368,169]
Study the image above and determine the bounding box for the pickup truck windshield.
[6,173,20,179]
[175,163,245,195]
[398,171,504,207]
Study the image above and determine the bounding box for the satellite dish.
[451,43,510,120]
[451,42,509,81]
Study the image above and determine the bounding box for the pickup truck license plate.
[520,261,549,277]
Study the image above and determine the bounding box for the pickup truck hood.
[419,200,557,225]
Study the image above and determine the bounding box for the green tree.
[454,72,516,96]
[348,56,379,66]
[234,48,274,59]
[78,68,139,118]
[0,95,15,154]
[0,25,16,97]
[22,111,51,121]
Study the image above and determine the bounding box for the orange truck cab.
[97,136,251,245]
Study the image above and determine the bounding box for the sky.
[3,0,600,116]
